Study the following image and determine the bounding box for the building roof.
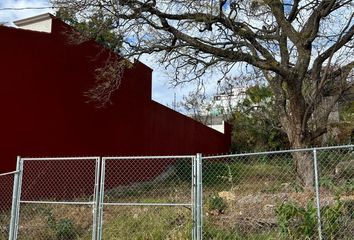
[14,13,53,27]
[14,13,54,33]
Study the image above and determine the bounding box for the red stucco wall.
[0,17,230,205]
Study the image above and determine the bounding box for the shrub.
[275,201,317,239]
[207,194,228,214]
[46,210,77,240]
[55,219,77,240]
[275,198,347,239]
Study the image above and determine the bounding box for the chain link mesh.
[317,147,354,240]
[101,206,192,239]
[103,157,193,203]
[0,172,14,240]
[20,159,98,202]
[16,158,99,240]
[3,147,353,239]
[101,157,194,239]
[202,147,353,240]
[17,203,94,240]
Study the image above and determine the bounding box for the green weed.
[275,198,352,239]
[206,194,228,214]
[46,209,78,240]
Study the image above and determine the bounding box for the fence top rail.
[20,156,100,161]
[203,144,354,159]
[15,145,353,161]
[0,170,19,176]
[102,155,195,160]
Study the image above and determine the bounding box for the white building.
[196,87,247,133]
[203,87,246,116]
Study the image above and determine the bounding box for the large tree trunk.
[292,146,314,189]
[285,124,315,190]
[279,104,314,189]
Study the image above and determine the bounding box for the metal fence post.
[10,157,24,240]
[14,158,24,240]
[313,148,323,240]
[96,158,106,240]
[9,157,21,240]
[196,153,203,240]
[191,156,196,240]
[92,157,101,240]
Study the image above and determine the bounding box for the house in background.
[0,13,231,174]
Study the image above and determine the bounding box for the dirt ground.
[206,184,354,237]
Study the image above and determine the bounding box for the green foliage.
[230,85,289,152]
[207,194,228,213]
[340,101,354,123]
[103,207,192,239]
[46,210,77,240]
[275,201,317,239]
[320,176,354,195]
[244,85,273,105]
[174,159,193,182]
[55,219,77,240]
[321,198,343,240]
[275,199,348,240]
[203,162,232,187]
[320,176,337,191]
[201,159,295,192]
[56,8,122,53]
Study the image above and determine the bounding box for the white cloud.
[0,0,54,25]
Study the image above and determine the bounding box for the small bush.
[55,219,77,240]
[275,198,347,239]
[207,194,228,214]
[46,210,77,240]
[275,201,317,239]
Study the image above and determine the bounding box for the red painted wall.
[0,17,230,205]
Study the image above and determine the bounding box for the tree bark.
[275,76,315,189]
[281,116,314,189]
[292,142,314,190]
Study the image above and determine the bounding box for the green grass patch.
[201,160,295,192]
[102,206,192,240]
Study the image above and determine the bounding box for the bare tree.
[180,90,211,124]
[52,0,354,188]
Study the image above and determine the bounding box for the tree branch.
[265,0,300,45]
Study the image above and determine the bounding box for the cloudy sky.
[0,0,204,110]
[0,0,54,25]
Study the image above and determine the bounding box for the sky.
[0,0,202,111]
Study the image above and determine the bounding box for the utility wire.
[0,6,54,11]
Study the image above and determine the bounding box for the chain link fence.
[202,145,354,240]
[98,156,197,239]
[317,147,354,240]
[12,157,100,240]
[3,145,353,240]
